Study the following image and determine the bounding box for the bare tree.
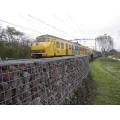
[0,26,6,42]
[95,34,114,53]
[6,26,24,43]
[0,25,32,58]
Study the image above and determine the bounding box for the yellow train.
[31,34,94,58]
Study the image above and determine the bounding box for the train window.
[69,45,72,49]
[36,36,49,42]
[56,41,60,48]
[61,43,64,49]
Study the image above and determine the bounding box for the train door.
[66,43,68,56]
[78,47,80,55]
[53,40,56,56]
[72,45,74,55]
[75,46,77,55]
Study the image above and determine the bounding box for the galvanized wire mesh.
[0,56,89,105]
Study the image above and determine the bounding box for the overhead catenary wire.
[67,15,82,34]
[54,15,79,35]
[71,38,96,50]
[19,14,48,32]
[0,19,43,34]
[54,15,94,43]
[20,14,71,39]
[28,15,74,38]
[66,15,96,49]
[66,15,95,47]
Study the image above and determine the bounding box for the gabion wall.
[0,56,89,105]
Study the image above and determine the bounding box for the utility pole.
[70,38,96,50]
[95,39,97,51]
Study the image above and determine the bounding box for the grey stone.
[0,82,8,90]
[31,97,41,105]
[0,56,89,105]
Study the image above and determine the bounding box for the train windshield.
[36,36,49,42]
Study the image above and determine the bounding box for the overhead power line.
[71,38,96,50]
[54,15,78,34]
[0,19,42,34]
[67,15,82,34]
[28,15,74,38]
[72,38,95,41]
[19,14,48,31]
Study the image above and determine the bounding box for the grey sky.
[0,0,120,50]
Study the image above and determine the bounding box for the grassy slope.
[90,57,120,104]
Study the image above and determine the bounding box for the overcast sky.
[0,0,120,50]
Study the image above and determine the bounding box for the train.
[31,34,96,58]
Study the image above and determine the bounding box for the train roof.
[37,34,68,41]
[36,34,94,50]
[36,34,74,43]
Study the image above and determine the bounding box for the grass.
[90,57,120,104]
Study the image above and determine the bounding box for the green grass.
[90,57,120,104]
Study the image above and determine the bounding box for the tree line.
[0,25,32,59]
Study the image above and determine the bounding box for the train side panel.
[54,40,66,56]
[31,34,96,58]
[46,39,55,56]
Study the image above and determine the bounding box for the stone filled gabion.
[0,56,89,105]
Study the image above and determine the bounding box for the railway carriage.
[31,34,94,58]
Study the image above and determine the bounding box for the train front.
[31,35,50,58]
